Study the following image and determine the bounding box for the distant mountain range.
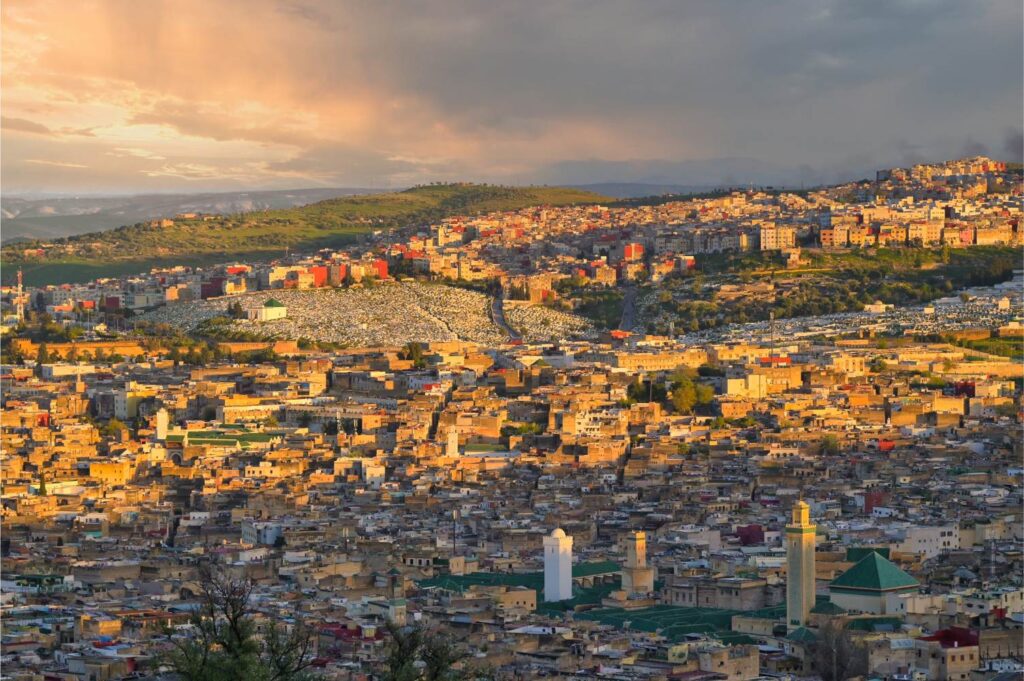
[1,188,382,244]
[0,156,883,244]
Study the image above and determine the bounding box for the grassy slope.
[634,246,1020,334]
[4,184,609,286]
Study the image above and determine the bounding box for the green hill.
[3,184,610,286]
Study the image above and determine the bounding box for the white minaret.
[543,528,573,602]
[786,500,816,630]
[155,408,169,442]
[446,427,459,457]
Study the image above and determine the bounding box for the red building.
[623,243,645,261]
[309,266,329,287]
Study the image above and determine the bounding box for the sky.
[2,0,1022,195]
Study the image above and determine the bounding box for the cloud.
[1004,129,1024,163]
[2,117,53,135]
[1,0,1021,193]
[109,147,166,160]
[265,144,433,187]
[959,137,990,158]
[24,159,89,169]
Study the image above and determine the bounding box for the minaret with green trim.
[786,500,815,631]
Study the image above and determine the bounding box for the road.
[491,291,522,341]
[619,285,637,331]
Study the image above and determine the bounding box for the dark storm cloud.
[3,0,1021,192]
[1004,129,1024,162]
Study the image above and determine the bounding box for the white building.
[894,525,960,559]
[249,299,287,322]
[543,528,573,602]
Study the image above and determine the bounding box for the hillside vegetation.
[3,184,609,286]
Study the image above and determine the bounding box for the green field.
[2,184,609,286]
[949,335,1024,360]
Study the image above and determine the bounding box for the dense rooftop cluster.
[0,157,1021,680]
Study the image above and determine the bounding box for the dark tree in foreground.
[812,620,868,681]
[163,561,318,681]
[382,621,478,681]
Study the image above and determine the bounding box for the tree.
[627,377,666,404]
[671,379,697,413]
[163,561,317,681]
[819,434,841,456]
[3,339,24,364]
[263,414,280,428]
[102,418,128,438]
[35,343,51,370]
[400,342,427,369]
[382,621,424,681]
[422,634,468,681]
[694,383,715,406]
[668,370,708,414]
[811,620,868,681]
[381,621,467,681]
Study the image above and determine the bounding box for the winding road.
[491,291,522,341]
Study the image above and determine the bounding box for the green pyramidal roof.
[829,552,919,593]
[786,627,818,643]
[264,299,286,308]
[810,600,847,615]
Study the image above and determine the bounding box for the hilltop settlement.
[0,157,1022,681]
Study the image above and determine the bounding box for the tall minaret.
[16,269,24,324]
[786,500,816,630]
[543,528,573,602]
[446,427,459,457]
[621,530,655,596]
[155,408,169,442]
